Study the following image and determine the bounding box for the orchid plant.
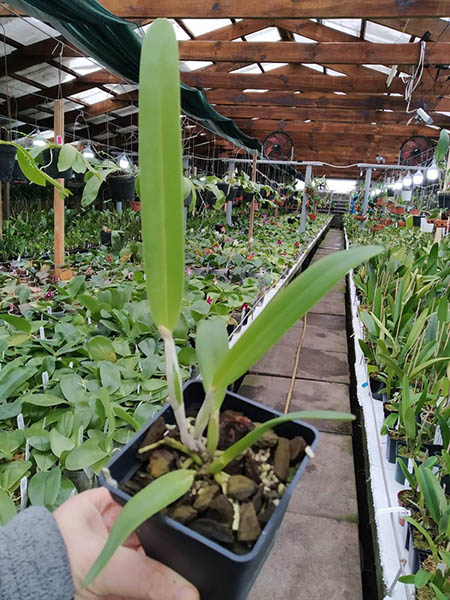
[83,19,382,586]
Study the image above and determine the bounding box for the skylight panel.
[334,91,347,95]
[261,63,288,71]
[1,17,59,45]
[245,28,281,42]
[302,64,324,73]
[61,57,103,76]
[363,64,392,75]
[112,105,139,117]
[182,19,230,36]
[180,61,213,71]
[364,22,411,43]
[231,64,261,74]
[86,114,116,125]
[70,88,113,105]
[293,33,315,43]
[0,77,40,97]
[326,68,347,77]
[16,64,75,87]
[243,89,269,93]
[321,19,362,38]
[104,83,137,94]
[0,41,16,57]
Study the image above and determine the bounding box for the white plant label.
[39,326,45,340]
[42,371,49,388]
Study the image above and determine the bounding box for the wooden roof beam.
[178,41,450,65]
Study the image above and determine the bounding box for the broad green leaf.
[28,467,61,508]
[8,333,31,347]
[99,362,121,394]
[414,570,432,589]
[209,410,355,475]
[88,336,117,362]
[196,318,229,392]
[113,405,140,431]
[0,313,31,333]
[396,458,416,490]
[0,490,17,525]
[83,469,195,586]
[49,428,75,458]
[99,388,116,436]
[32,450,58,471]
[139,19,184,332]
[28,432,50,452]
[360,311,377,338]
[405,516,438,561]
[0,460,31,492]
[417,465,446,528]
[429,583,448,600]
[213,247,383,391]
[0,399,22,421]
[177,346,197,367]
[65,438,108,471]
[57,144,78,172]
[437,296,448,324]
[436,128,449,166]
[0,366,37,400]
[22,393,68,407]
[60,374,86,403]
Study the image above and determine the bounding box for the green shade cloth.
[7,0,261,151]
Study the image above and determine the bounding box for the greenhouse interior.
[0,2,449,600]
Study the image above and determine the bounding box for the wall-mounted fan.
[263,131,294,161]
[399,135,434,166]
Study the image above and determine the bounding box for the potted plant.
[81,20,383,600]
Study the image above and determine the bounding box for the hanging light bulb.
[413,170,424,185]
[403,173,413,188]
[394,180,403,191]
[426,161,439,181]
[32,129,46,147]
[118,152,130,170]
[83,143,95,159]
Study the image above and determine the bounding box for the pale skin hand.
[54,488,199,600]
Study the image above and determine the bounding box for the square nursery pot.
[438,191,450,209]
[99,381,319,600]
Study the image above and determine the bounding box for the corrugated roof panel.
[70,87,113,104]
[16,63,75,87]
[262,63,289,71]
[39,99,82,112]
[182,19,231,36]
[322,19,362,38]
[180,61,213,71]
[363,64,392,75]
[61,57,103,76]
[0,41,17,57]
[104,83,137,94]
[231,64,261,74]
[112,105,139,117]
[0,17,60,45]
[364,22,411,43]
[245,28,281,42]
[293,33,316,43]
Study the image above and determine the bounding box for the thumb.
[88,543,199,600]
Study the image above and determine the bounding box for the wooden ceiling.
[1,1,450,179]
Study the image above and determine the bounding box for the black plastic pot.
[218,183,238,204]
[386,431,404,464]
[100,230,111,246]
[395,454,409,485]
[0,145,17,182]
[12,159,27,183]
[242,191,255,203]
[369,376,385,401]
[41,148,73,180]
[438,192,450,209]
[99,381,319,600]
[108,175,136,202]
[387,188,395,197]
[412,215,423,227]
[406,523,432,574]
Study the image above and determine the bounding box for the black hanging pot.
[217,182,237,203]
[438,191,450,209]
[99,381,319,600]
[41,148,73,180]
[12,159,27,183]
[108,174,136,202]
[242,191,255,203]
[0,145,17,182]
[100,230,112,246]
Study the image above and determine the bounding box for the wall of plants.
[0,197,330,521]
[345,214,450,600]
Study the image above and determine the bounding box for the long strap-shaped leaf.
[212,246,383,390]
[139,19,184,332]
[208,410,355,475]
[83,469,195,587]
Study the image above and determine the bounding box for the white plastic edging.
[344,229,414,600]
[229,216,332,347]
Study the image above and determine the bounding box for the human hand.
[54,487,199,600]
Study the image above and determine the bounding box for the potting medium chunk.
[149,448,175,478]
[169,505,198,524]
[193,483,220,512]
[238,503,262,542]
[274,437,290,481]
[257,502,276,527]
[255,426,278,448]
[207,494,234,527]
[244,455,261,483]
[139,417,165,458]
[251,485,264,514]
[190,518,235,545]
[290,436,307,461]
[227,475,258,501]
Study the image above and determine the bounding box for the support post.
[248,151,258,252]
[299,164,312,233]
[54,99,66,279]
[360,167,372,230]
[226,160,235,227]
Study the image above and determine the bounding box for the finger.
[101,500,141,549]
[89,544,199,600]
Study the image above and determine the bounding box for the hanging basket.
[108,175,136,202]
[41,148,73,180]
[0,145,17,182]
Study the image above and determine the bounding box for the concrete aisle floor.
[241,229,363,600]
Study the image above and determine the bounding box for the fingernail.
[176,587,198,600]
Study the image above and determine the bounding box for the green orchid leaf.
[417,465,446,528]
[436,128,449,166]
[196,317,229,392]
[0,460,32,492]
[57,144,78,172]
[65,439,108,471]
[209,410,355,475]
[212,247,383,391]
[0,490,17,525]
[88,336,117,362]
[0,366,37,401]
[139,19,184,332]
[22,394,68,407]
[28,467,61,508]
[99,362,121,394]
[0,313,31,333]
[83,469,195,587]
[49,428,75,458]
[429,583,448,600]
